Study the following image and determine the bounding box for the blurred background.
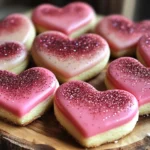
[0,0,150,21]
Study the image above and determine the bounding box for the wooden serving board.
[0,66,150,150]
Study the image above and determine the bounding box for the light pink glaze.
[96,15,142,51]
[137,33,150,66]
[32,2,95,35]
[136,20,150,34]
[0,13,34,45]
[0,41,28,70]
[31,31,110,78]
[0,67,58,117]
[55,81,138,137]
[107,57,150,106]
[0,14,23,34]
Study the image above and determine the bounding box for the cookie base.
[0,95,53,126]
[10,57,29,74]
[24,22,36,51]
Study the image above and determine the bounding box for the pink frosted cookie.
[95,15,142,57]
[137,33,150,66]
[54,81,138,147]
[32,2,96,38]
[0,41,28,74]
[31,31,110,82]
[0,67,59,125]
[0,13,36,50]
[105,57,150,115]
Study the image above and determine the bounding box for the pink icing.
[31,31,109,78]
[137,33,150,66]
[32,2,95,35]
[55,81,138,137]
[96,15,142,51]
[107,57,150,106]
[0,67,58,117]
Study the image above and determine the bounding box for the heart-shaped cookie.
[54,81,138,147]
[137,33,150,67]
[0,13,36,50]
[95,15,142,57]
[0,67,58,125]
[31,31,110,82]
[105,57,150,115]
[32,2,96,38]
[0,41,28,74]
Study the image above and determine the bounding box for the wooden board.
[0,67,150,150]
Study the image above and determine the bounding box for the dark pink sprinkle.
[110,18,136,34]
[0,42,23,58]
[139,33,150,47]
[59,81,133,115]
[35,33,104,60]
[0,68,53,100]
[135,20,150,33]
[137,33,150,66]
[115,57,150,80]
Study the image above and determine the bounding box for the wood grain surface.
[0,67,150,150]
